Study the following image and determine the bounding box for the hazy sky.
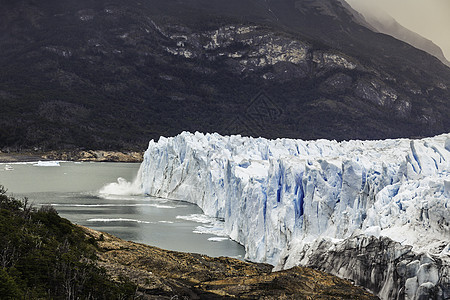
[345,0,450,61]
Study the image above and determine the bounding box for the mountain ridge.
[1,0,449,151]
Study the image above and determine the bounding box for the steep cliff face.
[294,236,449,299]
[135,132,450,299]
[1,0,450,150]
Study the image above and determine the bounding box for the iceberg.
[136,132,450,299]
[33,161,61,167]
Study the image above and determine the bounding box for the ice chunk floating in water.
[135,131,450,299]
[33,161,60,167]
[87,218,154,224]
[176,214,227,236]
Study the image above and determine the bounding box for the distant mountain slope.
[0,0,449,151]
[343,1,450,67]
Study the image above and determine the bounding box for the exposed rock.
[79,226,378,299]
[394,99,412,118]
[43,150,143,162]
[163,24,360,78]
[313,51,358,71]
[0,150,143,163]
[355,79,398,107]
[320,72,353,94]
[294,235,449,300]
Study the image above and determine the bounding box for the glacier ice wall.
[137,132,450,299]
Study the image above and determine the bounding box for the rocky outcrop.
[296,235,449,300]
[42,150,143,162]
[0,150,143,163]
[163,24,359,78]
[80,225,378,299]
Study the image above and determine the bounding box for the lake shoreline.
[0,150,143,163]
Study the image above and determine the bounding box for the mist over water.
[98,177,142,196]
[345,0,450,61]
[0,161,245,259]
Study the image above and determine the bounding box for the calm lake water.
[0,161,245,259]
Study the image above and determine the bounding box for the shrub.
[0,185,137,299]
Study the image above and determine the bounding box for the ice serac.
[138,132,450,299]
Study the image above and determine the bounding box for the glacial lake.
[0,161,245,259]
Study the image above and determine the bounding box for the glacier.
[135,131,450,299]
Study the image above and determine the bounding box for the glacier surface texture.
[136,132,450,299]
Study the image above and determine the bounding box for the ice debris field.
[121,131,449,298]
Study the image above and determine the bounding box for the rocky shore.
[80,226,378,299]
[0,150,143,163]
[42,150,143,162]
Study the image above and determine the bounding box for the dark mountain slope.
[0,0,449,151]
